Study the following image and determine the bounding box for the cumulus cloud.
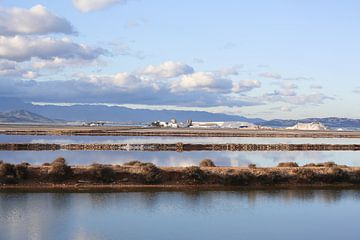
[232,80,261,93]
[0,36,106,62]
[141,61,194,79]
[0,60,38,79]
[171,72,233,93]
[83,72,145,91]
[0,5,74,36]
[73,0,126,12]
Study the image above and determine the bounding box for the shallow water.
[0,150,359,167]
[1,135,360,144]
[1,190,360,240]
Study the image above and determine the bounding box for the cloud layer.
[0,5,74,36]
[0,36,106,62]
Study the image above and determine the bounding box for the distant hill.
[258,117,360,130]
[0,110,62,123]
[0,98,359,129]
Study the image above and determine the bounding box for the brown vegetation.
[47,157,72,182]
[199,159,216,167]
[277,162,299,168]
[2,159,360,189]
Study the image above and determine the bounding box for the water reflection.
[0,150,359,167]
[1,135,360,144]
[1,190,360,240]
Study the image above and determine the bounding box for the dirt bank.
[1,124,360,138]
[1,143,359,151]
[1,160,360,191]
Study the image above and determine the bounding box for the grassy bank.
[1,159,360,191]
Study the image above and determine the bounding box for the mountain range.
[0,97,359,129]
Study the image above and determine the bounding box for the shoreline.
[2,183,360,193]
[2,160,360,192]
[1,124,360,138]
[1,142,360,151]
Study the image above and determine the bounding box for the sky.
[0,0,359,119]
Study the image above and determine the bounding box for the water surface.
[0,150,359,167]
[1,190,360,240]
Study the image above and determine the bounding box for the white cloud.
[171,72,233,93]
[73,0,126,12]
[217,65,243,76]
[0,5,74,36]
[0,36,106,62]
[84,72,145,91]
[31,57,102,70]
[0,60,38,79]
[232,80,261,93]
[141,61,194,79]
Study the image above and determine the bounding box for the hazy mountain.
[0,110,61,123]
[0,98,359,129]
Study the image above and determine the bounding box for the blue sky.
[0,0,359,119]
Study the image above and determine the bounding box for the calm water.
[0,150,359,167]
[1,190,360,240]
[1,135,360,144]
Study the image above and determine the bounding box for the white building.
[286,122,327,131]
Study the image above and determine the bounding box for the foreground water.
[1,190,360,240]
[0,150,359,167]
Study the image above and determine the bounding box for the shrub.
[223,171,251,185]
[123,161,142,166]
[199,159,216,167]
[0,163,15,177]
[90,164,116,183]
[182,166,206,184]
[323,162,337,168]
[0,162,17,184]
[48,157,72,182]
[277,162,299,168]
[248,164,257,169]
[139,164,163,184]
[15,163,29,180]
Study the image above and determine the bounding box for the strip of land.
[1,124,360,138]
[1,160,360,191]
[0,143,359,151]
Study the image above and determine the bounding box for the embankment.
[1,143,359,151]
[1,124,360,138]
[1,159,360,191]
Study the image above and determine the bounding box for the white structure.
[286,122,327,131]
[191,121,257,129]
